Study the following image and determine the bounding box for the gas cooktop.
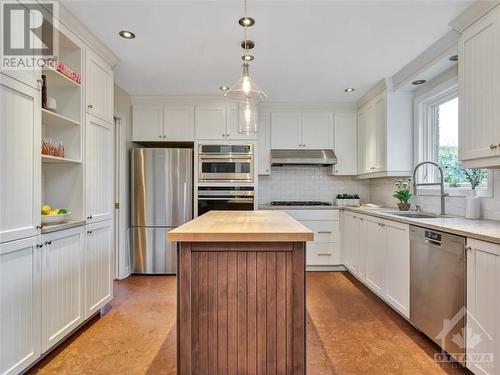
[270,201,332,207]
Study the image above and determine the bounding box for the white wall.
[258,167,370,204]
[369,171,500,220]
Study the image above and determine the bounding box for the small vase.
[465,190,480,219]
[397,202,411,211]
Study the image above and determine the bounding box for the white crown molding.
[38,0,119,67]
[391,30,459,92]
[356,78,392,108]
[449,0,500,33]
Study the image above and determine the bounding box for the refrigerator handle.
[183,182,188,222]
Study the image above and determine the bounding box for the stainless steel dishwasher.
[410,225,466,365]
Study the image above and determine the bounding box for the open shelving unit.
[41,29,84,223]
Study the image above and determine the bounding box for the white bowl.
[41,213,71,225]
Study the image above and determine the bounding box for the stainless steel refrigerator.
[131,147,192,274]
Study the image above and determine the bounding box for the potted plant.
[462,168,486,219]
[393,179,412,211]
[353,194,360,206]
[336,194,344,206]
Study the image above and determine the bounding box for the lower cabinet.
[85,220,113,318]
[286,210,341,267]
[0,236,41,375]
[342,211,410,318]
[41,227,85,352]
[467,238,500,375]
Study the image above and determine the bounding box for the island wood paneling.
[177,242,306,375]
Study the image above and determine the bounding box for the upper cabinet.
[164,105,195,141]
[132,106,164,141]
[357,91,413,178]
[270,112,333,150]
[459,5,500,168]
[86,49,114,124]
[0,74,41,244]
[195,104,227,140]
[334,113,357,175]
[258,112,271,175]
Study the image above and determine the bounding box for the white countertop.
[259,203,500,244]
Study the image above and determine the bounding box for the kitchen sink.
[388,212,440,219]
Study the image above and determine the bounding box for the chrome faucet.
[412,161,447,216]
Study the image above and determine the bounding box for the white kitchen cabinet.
[0,236,41,375]
[0,74,41,244]
[342,211,360,275]
[258,112,271,175]
[384,221,410,318]
[458,6,500,168]
[195,104,227,140]
[85,115,113,223]
[270,112,301,149]
[226,103,257,140]
[363,217,386,295]
[132,105,164,141]
[41,227,85,353]
[357,90,412,178]
[301,113,333,149]
[334,113,357,175]
[270,111,333,150]
[342,212,410,318]
[466,238,500,375]
[164,105,195,141]
[85,220,113,318]
[85,49,114,124]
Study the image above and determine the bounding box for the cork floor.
[28,272,469,375]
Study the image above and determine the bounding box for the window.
[415,78,491,196]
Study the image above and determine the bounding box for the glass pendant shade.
[238,98,258,134]
[225,63,267,102]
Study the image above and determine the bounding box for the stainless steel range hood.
[271,149,337,166]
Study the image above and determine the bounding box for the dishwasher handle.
[424,239,442,247]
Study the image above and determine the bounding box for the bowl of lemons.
[41,205,71,225]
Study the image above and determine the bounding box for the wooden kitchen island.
[168,210,313,375]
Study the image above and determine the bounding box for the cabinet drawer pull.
[317,231,332,234]
[317,253,332,257]
[36,225,43,229]
[490,144,497,150]
[44,241,52,245]
[87,230,93,235]
[88,104,93,109]
[36,244,43,248]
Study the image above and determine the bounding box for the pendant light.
[224,0,267,134]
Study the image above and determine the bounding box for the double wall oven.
[197,144,255,216]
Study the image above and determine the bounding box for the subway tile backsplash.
[258,166,370,204]
[258,167,500,221]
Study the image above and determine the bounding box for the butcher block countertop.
[168,210,314,242]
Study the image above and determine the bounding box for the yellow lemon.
[41,204,51,215]
[48,210,59,216]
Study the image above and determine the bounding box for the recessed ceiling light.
[412,79,427,86]
[119,30,135,39]
[449,55,459,62]
[344,88,355,93]
[241,55,254,61]
[219,86,230,91]
[239,17,255,27]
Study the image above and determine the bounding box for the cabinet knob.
[158,135,162,139]
[87,230,93,235]
[222,134,225,138]
[88,104,93,109]
[163,135,167,138]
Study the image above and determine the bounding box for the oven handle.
[198,197,254,203]
[199,155,252,160]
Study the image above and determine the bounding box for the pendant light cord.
[243,0,248,58]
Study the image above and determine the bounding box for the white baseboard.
[306,265,347,272]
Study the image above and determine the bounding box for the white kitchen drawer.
[306,242,341,265]
[300,220,339,243]
[286,209,339,221]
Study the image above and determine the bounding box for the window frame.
[413,77,493,198]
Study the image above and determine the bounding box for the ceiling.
[62,0,471,102]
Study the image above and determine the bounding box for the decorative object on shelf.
[46,97,57,112]
[224,0,267,134]
[394,179,412,211]
[41,74,47,109]
[42,138,64,158]
[41,204,70,225]
[463,168,486,219]
[336,193,360,207]
[44,58,81,84]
